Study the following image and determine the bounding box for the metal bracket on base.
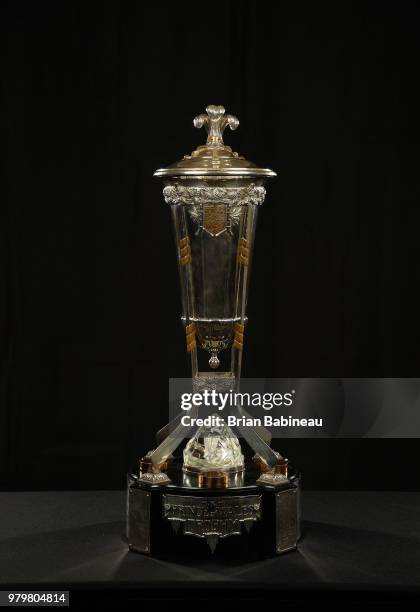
[256,471,289,487]
[138,451,172,486]
[138,471,172,486]
[255,455,289,487]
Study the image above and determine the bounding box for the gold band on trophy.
[179,236,192,266]
[237,237,249,266]
[185,322,197,352]
[233,321,245,350]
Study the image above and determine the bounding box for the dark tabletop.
[0,491,419,592]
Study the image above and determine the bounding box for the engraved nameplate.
[275,488,298,553]
[163,494,261,549]
[127,488,151,554]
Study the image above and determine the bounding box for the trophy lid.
[154,105,276,178]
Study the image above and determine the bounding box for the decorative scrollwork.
[163,184,266,206]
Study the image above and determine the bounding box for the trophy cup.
[127,105,300,557]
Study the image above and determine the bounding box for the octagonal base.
[126,461,301,559]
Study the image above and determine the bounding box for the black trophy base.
[127,461,301,559]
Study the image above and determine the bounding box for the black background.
[2,1,420,490]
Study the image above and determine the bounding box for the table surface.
[0,491,419,591]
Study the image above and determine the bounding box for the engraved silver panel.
[127,488,151,554]
[296,484,302,541]
[163,494,261,551]
[275,488,298,554]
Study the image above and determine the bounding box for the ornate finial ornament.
[193,105,239,147]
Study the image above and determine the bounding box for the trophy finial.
[193,105,239,147]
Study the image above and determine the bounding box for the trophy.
[127,105,300,557]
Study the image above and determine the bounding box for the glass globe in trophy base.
[126,105,301,559]
[127,460,300,557]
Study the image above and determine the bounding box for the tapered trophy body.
[127,106,300,557]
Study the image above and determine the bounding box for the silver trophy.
[127,105,300,557]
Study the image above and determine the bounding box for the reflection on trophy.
[127,105,300,557]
